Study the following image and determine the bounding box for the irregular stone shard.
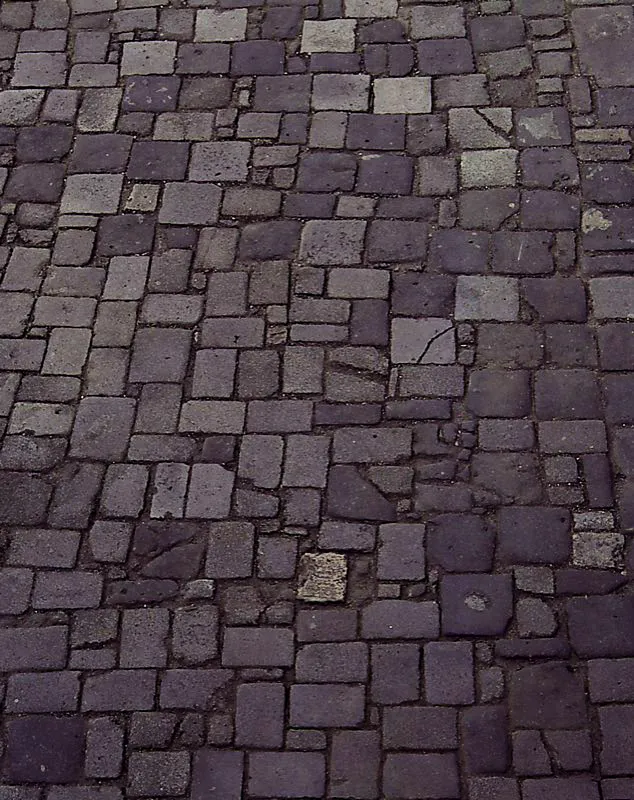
[298,552,347,602]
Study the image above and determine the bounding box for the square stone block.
[121,41,177,75]
[455,276,519,321]
[61,173,123,215]
[461,149,518,187]
[301,20,356,53]
[313,74,370,111]
[391,318,455,364]
[300,220,366,265]
[195,8,247,42]
[374,77,432,114]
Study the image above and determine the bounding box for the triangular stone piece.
[327,465,397,522]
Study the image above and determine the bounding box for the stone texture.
[0,7,630,798]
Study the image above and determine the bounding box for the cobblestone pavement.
[1,0,634,797]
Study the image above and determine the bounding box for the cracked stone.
[391,318,455,364]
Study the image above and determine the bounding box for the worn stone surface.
[0,2,630,797]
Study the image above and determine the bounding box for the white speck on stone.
[582,208,612,233]
[465,593,488,611]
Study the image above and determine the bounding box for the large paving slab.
[0,0,633,797]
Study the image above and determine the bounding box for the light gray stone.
[186,464,235,519]
[77,88,122,132]
[61,174,123,215]
[391,319,455,364]
[374,77,431,114]
[301,20,356,52]
[0,89,44,124]
[449,108,512,149]
[461,149,518,187]
[179,401,246,434]
[12,52,67,87]
[410,5,465,38]
[150,463,189,519]
[8,402,74,436]
[516,598,557,637]
[195,8,247,42]
[155,112,214,141]
[590,277,634,319]
[102,256,149,300]
[125,184,160,212]
[345,0,397,15]
[298,553,347,602]
[121,41,176,75]
[572,530,624,569]
[328,268,389,299]
[455,276,519,321]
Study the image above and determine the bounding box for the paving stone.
[568,596,634,657]
[300,220,366,265]
[510,662,587,729]
[301,20,356,53]
[70,397,135,460]
[516,108,571,147]
[383,706,457,750]
[127,752,190,797]
[4,716,85,784]
[0,5,630,794]
[191,750,244,800]
[313,74,370,111]
[298,552,347,602]
[455,276,519,321]
[5,162,65,202]
[467,369,530,418]
[461,706,509,775]
[425,641,474,705]
[417,39,474,75]
[374,77,431,113]
[383,754,460,799]
[249,752,325,798]
[222,627,294,667]
[572,6,634,88]
[12,52,67,87]
[427,514,494,572]
[195,8,247,42]
[441,574,513,635]
[358,153,414,194]
[186,464,234,519]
